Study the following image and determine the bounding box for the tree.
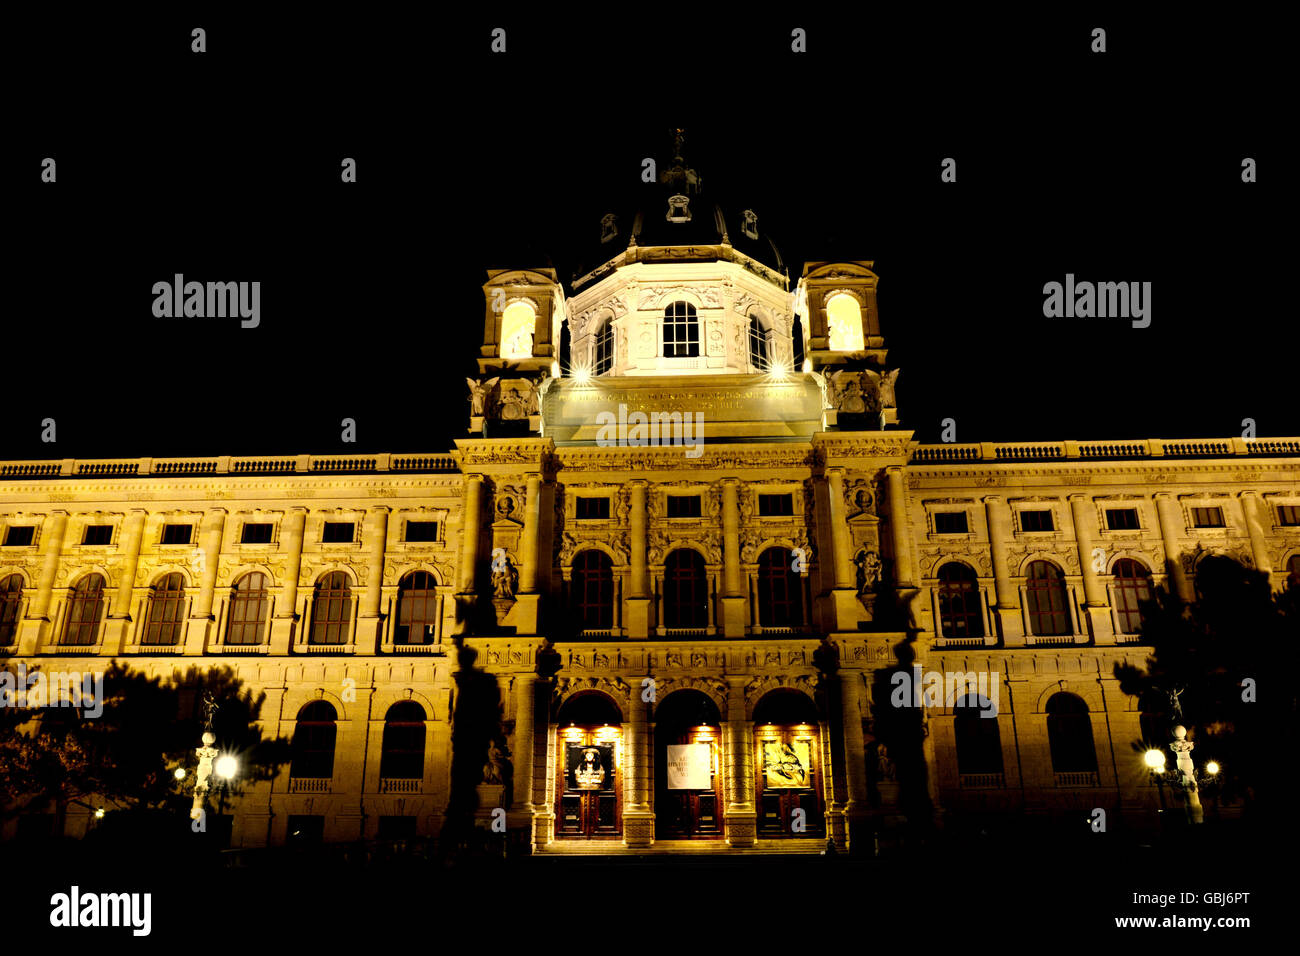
[0,661,290,835]
[1113,555,1298,813]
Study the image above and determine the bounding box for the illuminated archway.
[825,293,865,351]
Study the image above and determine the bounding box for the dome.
[571,142,786,290]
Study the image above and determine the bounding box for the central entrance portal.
[654,690,724,840]
[555,692,623,838]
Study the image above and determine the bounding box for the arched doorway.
[555,692,623,838]
[753,689,823,837]
[654,690,723,840]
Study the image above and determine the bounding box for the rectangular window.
[2,526,34,547]
[405,520,439,542]
[161,523,193,545]
[1191,507,1225,528]
[666,495,702,518]
[758,494,794,517]
[1019,510,1054,533]
[576,496,611,520]
[82,525,112,546]
[1105,508,1140,531]
[241,522,274,544]
[1278,505,1300,527]
[934,511,969,534]
[321,522,355,543]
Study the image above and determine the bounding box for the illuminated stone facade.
[4,151,1298,852]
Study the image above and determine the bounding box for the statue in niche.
[855,550,882,593]
[492,557,519,600]
[466,377,500,417]
[482,739,510,785]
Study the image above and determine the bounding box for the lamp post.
[1142,732,1220,828]
[186,692,238,822]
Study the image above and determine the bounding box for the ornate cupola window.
[666,194,691,222]
[742,209,759,240]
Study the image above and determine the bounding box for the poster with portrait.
[566,743,614,791]
[665,743,713,790]
[762,739,812,789]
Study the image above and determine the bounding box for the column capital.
[367,504,391,514]
[128,507,150,516]
[982,494,1005,504]
[1238,489,1263,500]
[1152,491,1174,502]
[1067,492,1092,503]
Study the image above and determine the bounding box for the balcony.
[288,777,332,794]
[378,778,421,794]
[1054,771,1099,788]
[959,773,1006,789]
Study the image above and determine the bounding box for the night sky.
[6,10,1287,461]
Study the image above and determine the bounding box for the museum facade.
[3,149,1298,853]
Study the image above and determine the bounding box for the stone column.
[886,467,915,588]
[184,509,225,655]
[455,475,484,634]
[721,479,745,636]
[1240,492,1274,577]
[623,691,654,847]
[512,675,536,812]
[520,475,542,593]
[458,475,484,593]
[983,495,1023,644]
[827,470,854,590]
[825,469,861,630]
[886,466,924,633]
[356,506,389,653]
[626,480,650,638]
[723,675,757,846]
[269,507,307,654]
[1069,494,1112,643]
[513,474,543,633]
[103,509,147,654]
[839,670,870,851]
[19,510,69,654]
[1153,493,1194,602]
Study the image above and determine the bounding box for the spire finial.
[672,127,685,162]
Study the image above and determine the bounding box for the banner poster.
[762,739,812,789]
[666,743,713,790]
[567,742,614,791]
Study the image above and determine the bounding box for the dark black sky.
[6,9,1289,461]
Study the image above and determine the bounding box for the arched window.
[1286,554,1300,589]
[663,301,699,358]
[226,572,270,646]
[290,701,338,780]
[142,572,186,646]
[380,701,426,781]
[500,300,536,359]
[953,694,1003,776]
[396,571,439,645]
[593,320,614,375]
[1045,692,1097,775]
[310,571,352,645]
[1112,558,1153,634]
[937,562,984,639]
[572,550,614,630]
[1025,560,1070,636]
[748,315,769,371]
[63,574,106,646]
[757,547,803,627]
[825,293,865,352]
[0,575,22,646]
[663,549,708,629]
